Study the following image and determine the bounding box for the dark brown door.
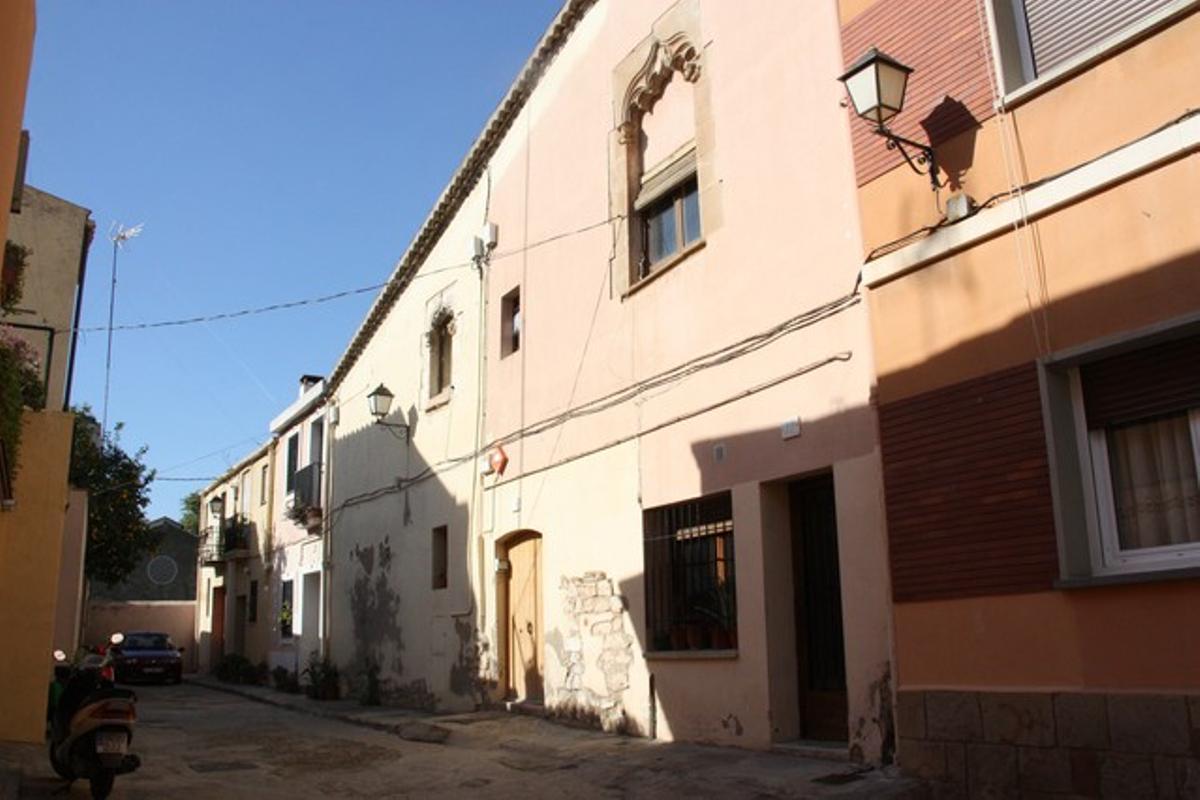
[790,474,848,742]
[212,586,226,663]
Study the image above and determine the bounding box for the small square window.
[432,526,448,590]
[501,287,521,357]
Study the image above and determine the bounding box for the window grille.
[644,491,737,652]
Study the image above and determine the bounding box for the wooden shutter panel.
[1023,0,1177,76]
[1080,334,1200,429]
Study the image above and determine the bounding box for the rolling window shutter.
[1022,0,1177,76]
[634,147,697,212]
[1080,334,1200,429]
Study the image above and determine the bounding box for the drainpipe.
[321,400,336,660]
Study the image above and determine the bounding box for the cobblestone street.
[0,682,924,799]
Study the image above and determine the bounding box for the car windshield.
[123,634,173,650]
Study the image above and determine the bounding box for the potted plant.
[693,586,737,650]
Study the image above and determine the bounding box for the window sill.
[999,0,1196,111]
[644,648,737,661]
[623,239,706,299]
[1055,565,1200,591]
[424,389,451,413]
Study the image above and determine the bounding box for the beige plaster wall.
[0,410,72,742]
[4,186,92,409]
[327,148,489,710]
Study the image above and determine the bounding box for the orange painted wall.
[0,411,73,743]
[0,0,35,247]
[895,582,1200,691]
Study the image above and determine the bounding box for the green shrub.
[302,650,340,701]
[213,654,253,684]
[271,665,300,693]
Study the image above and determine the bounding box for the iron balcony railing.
[199,518,252,563]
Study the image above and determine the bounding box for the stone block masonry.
[896,689,1200,798]
[549,571,635,733]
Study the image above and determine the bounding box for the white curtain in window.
[1107,413,1200,550]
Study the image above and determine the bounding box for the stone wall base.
[896,689,1200,798]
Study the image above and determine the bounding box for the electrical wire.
[50,214,627,336]
[324,273,864,528]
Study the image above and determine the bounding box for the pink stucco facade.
[471,0,891,756]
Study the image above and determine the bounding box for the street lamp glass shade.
[207,496,224,516]
[367,384,394,420]
[839,48,913,127]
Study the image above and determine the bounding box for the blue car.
[112,632,183,684]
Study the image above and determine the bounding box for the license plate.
[143,667,163,673]
[96,731,127,754]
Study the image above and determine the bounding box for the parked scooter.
[48,633,141,799]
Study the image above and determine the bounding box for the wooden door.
[790,474,848,742]
[506,534,543,703]
[212,586,226,663]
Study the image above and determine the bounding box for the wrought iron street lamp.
[367,384,409,439]
[839,48,943,190]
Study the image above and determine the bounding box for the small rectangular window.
[501,287,521,357]
[639,177,701,279]
[432,525,448,590]
[248,580,258,623]
[286,434,299,493]
[429,313,454,399]
[260,464,269,505]
[280,579,294,638]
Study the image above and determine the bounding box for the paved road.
[7,683,922,799]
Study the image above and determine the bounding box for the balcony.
[288,462,323,533]
[199,517,253,564]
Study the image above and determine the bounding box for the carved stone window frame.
[609,0,720,297]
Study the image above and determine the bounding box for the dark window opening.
[432,525,448,590]
[285,434,299,493]
[248,580,258,623]
[644,491,736,652]
[430,313,453,398]
[501,287,521,357]
[280,579,294,639]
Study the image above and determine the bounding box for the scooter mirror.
[53,649,67,662]
[110,632,125,646]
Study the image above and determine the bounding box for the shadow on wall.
[328,400,480,711]
[609,401,891,753]
[920,96,980,192]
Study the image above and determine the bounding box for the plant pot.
[669,625,689,651]
[709,627,733,650]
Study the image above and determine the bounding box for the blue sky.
[24,1,563,520]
